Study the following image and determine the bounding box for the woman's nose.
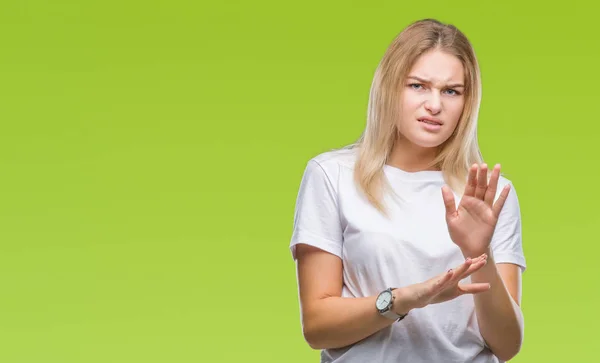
[424,93,442,114]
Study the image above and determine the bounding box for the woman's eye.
[409,83,423,90]
[444,89,459,96]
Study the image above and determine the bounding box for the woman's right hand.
[393,254,490,315]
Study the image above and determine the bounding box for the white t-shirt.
[289,148,526,363]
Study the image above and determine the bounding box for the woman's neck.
[387,138,440,172]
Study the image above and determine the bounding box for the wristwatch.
[376,287,408,322]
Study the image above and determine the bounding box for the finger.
[474,163,488,200]
[464,164,478,197]
[466,252,487,260]
[474,252,488,260]
[484,164,501,207]
[460,257,488,278]
[465,253,487,266]
[441,185,457,220]
[455,258,486,282]
[457,283,491,294]
[428,268,455,296]
[492,184,511,217]
[448,258,473,283]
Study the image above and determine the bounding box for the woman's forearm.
[470,250,524,361]
[302,293,407,350]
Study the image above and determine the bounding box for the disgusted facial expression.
[396,49,466,149]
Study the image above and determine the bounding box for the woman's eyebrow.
[407,75,465,88]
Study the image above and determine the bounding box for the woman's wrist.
[391,288,413,316]
[462,246,493,259]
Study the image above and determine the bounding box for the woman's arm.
[295,244,491,350]
[295,244,398,349]
[470,252,524,361]
[440,164,526,361]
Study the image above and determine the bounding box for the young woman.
[289,19,526,363]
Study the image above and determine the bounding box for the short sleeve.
[490,179,527,272]
[289,159,343,261]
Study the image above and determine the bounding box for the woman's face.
[397,49,466,149]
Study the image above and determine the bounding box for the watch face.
[376,290,393,310]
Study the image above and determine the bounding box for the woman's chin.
[408,135,449,149]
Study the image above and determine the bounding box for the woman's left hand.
[441,163,511,258]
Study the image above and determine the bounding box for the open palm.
[441,163,511,258]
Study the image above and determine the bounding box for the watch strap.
[382,309,406,321]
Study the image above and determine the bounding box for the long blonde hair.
[342,18,484,217]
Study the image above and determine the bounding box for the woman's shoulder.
[497,173,516,191]
[309,146,358,173]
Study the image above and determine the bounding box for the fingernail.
[448,269,453,274]
[466,257,471,263]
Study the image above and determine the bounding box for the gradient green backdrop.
[0,0,597,362]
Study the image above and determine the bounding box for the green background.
[0,0,596,362]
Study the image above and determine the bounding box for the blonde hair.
[341,18,484,217]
